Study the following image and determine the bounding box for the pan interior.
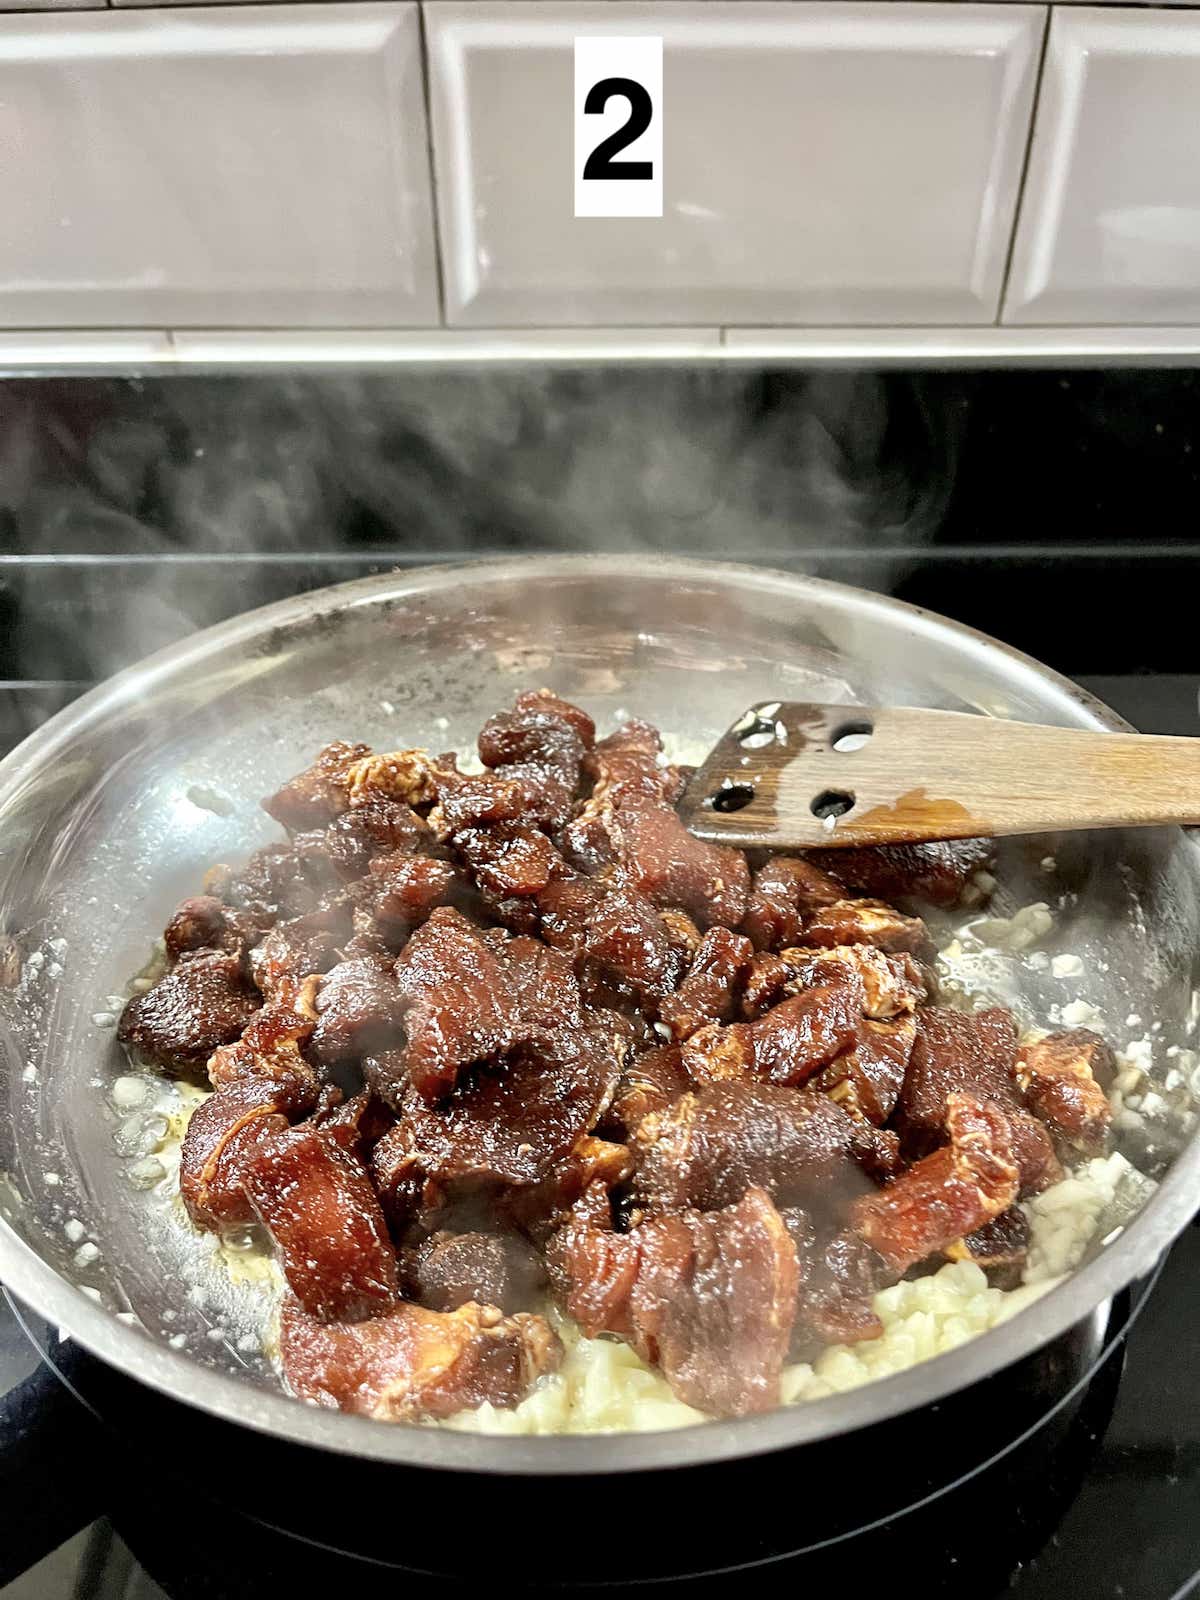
[1,558,1197,1459]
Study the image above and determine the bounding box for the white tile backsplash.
[0,4,438,328]
[1005,8,1200,326]
[426,2,1045,328]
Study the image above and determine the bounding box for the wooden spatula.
[677,701,1200,849]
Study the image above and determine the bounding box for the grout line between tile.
[416,2,448,328]
[996,3,1054,326]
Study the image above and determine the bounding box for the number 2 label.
[574,37,663,218]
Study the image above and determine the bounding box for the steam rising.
[0,367,962,682]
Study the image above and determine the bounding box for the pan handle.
[0,1291,101,1586]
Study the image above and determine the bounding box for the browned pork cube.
[893,1005,1019,1158]
[634,1078,896,1215]
[806,838,995,909]
[117,950,259,1076]
[659,927,755,1041]
[742,856,845,951]
[246,1124,399,1322]
[1017,1029,1115,1151]
[549,1187,799,1417]
[802,899,931,957]
[852,1094,1019,1273]
[403,1230,545,1315]
[279,1297,561,1420]
[683,980,863,1089]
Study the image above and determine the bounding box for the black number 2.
[582,77,654,180]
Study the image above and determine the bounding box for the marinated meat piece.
[393,908,522,1101]
[614,805,749,930]
[683,980,863,1089]
[404,1230,545,1314]
[474,890,543,939]
[584,885,693,1003]
[501,937,618,1050]
[499,1136,635,1244]
[659,907,702,959]
[815,1016,916,1126]
[470,689,593,833]
[584,719,676,808]
[301,794,430,876]
[372,1024,622,1219]
[216,842,338,921]
[367,853,457,938]
[635,1079,894,1215]
[249,906,351,1007]
[549,1187,799,1417]
[852,1094,1019,1273]
[739,951,797,1020]
[361,1047,409,1109]
[802,899,931,958]
[117,950,259,1076]
[246,1123,398,1321]
[1017,1029,1115,1152]
[779,944,925,1021]
[742,856,845,951]
[309,956,404,1067]
[659,928,755,1041]
[893,1006,1019,1159]
[478,689,595,769]
[603,1044,691,1138]
[313,1090,395,1159]
[179,1075,311,1231]
[538,879,684,1004]
[279,1297,561,1420]
[561,720,682,871]
[434,769,548,836]
[783,1216,892,1351]
[1008,1108,1065,1196]
[453,824,566,902]
[546,1198,638,1338]
[206,985,321,1092]
[946,1206,1030,1286]
[262,741,374,830]
[807,838,996,909]
[164,896,257,961]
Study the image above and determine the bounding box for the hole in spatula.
[711,781,756,814]
[811,789,855,820]
[832,720,873,754]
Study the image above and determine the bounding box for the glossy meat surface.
[179,1076,295,1231]
[893,1006,1019,1158]
[807,839,995,909]
[743,856,844,951]
[682,982,863,1088]
[403,1230,545,1314]
[279,1297,561,1419]
[634,1079,894,1214]
[852,1095,1019,1273]
[118,950,259,1075]
[550,1186,798,1416]
[245,1124,399,1321]
[1017,1029,1115,1151]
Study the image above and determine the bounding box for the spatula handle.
[679,702,1200,849]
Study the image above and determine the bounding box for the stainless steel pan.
[1,555,1198,1485]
